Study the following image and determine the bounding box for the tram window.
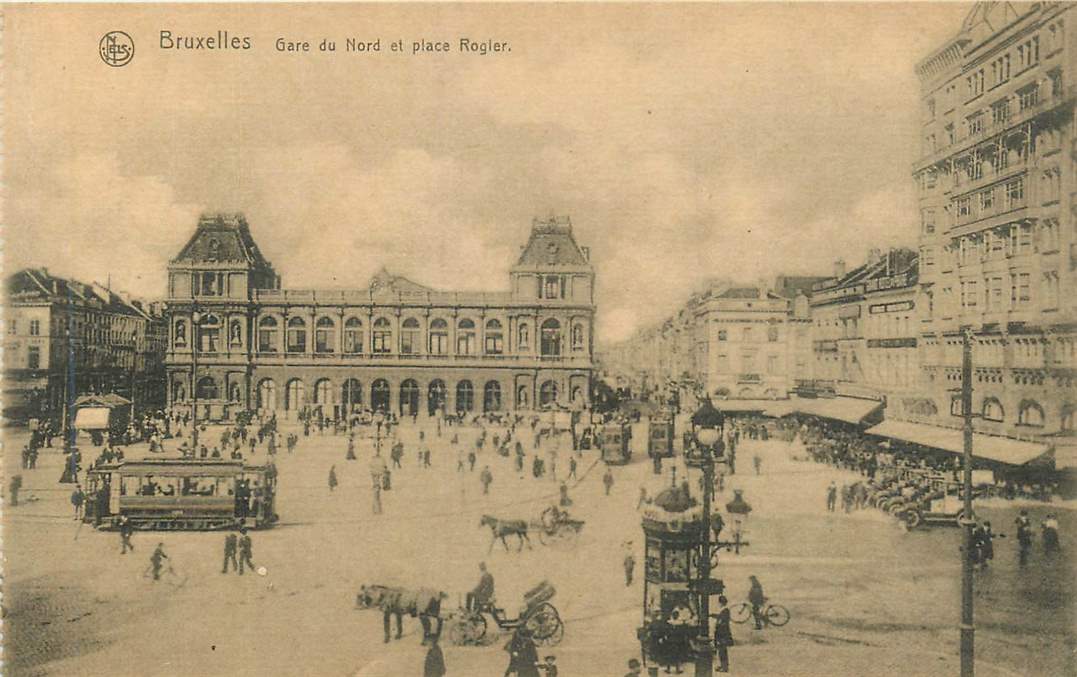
[140,477,159,496]
[182,477,218,496]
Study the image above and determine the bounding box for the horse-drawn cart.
[448,580,564,647]
[535,506,585,545]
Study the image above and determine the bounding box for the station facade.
[165,213,596,420]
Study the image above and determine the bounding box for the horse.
[480,514,533,553]
[356,584,447,644]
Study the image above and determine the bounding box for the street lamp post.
[688,399,725,677]
[959,328,975,677]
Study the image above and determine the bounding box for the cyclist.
[747,575,766,630]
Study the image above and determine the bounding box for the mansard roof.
[367,267,436,294]
[170,212,273,269]
[514,216,591,268]
[5,268,150,317]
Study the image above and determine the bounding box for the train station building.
[164,213,596,421]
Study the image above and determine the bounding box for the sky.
[3,2,973,344]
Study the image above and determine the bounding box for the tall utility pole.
[695,454,715,677]
[960,327,975,677]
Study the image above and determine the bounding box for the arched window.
[982,397,1005,422]
[767,326,779,342]
[341,378,362,410]
[174,319,188,348]
[285,379,306,411]
[456,380,474,413]
[539,380,559,407]
[429,319,448,355]
[229,319,243,346]
[314,378,333,405]
[571,323,584,351]
[544,275,560,299]
[198,314,221,353]
[286,317,307,353]
[428,379,447,415]
[400,317,420,354]
[258,317,279,353]
[371,379,391,412]
[483,381,502,412]
[1018,400,1045,427]
[518,323,530,350]
[172,379,187,403]
[343,317,363,354]
[257,379,277,410]
[373,318,392,353]
[457,319,476,355]
[400,379,420,416]
[315,317,335,353]
[196,376,219,400]
[485,319,504,355]
[1062,405,1075,433]
[228,382,242,403]
[541,319,562,356]
[516,384,530,409]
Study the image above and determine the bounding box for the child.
[537,655,558,677]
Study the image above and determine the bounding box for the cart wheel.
[731,602,752,624]
[525,603,562,646]
[765,604,790,627]
[903,510,922,529]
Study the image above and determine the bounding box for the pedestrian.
[841,483,852,513]
[1015,510,1033,565]
[481,466,494,495]
[328,465,338,492]
[8,475,22,508]
[712,595,734,672]
[1042,514,1060,554]
[637,486,648,510]
[624,658,643,677]
[603,468,614,496]
[346,437,357,461]
[222,532,238,573]
[372,481,383,515]
[238,528,255,575]
[826,481,837,512]
[423,633,446,677]
[624,550,635,586]
[457,448,466,472]
[119,514,134,554]
[468,449,477,472]
[71,484,86,520]
[568,456,577,480]
[504,626,541,677]
[748,575,766,630]
[977,521,995,570]
[752,453,761,475]
[558,482,572,507]
[150,542,168,581]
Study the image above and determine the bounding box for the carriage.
[600,422,632,465]
[534,506,586,545]
[448,580,564,647]
[82,457,278,530]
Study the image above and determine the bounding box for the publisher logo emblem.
[100,31,134,67]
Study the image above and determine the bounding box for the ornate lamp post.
[685,398,725,677]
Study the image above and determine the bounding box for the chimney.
[833,258,846,279]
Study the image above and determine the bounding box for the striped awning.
[784,396,884,425]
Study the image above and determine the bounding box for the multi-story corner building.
[164,213,596,421]
[808,249,920,405]
[3,268,168,424]
[912,2,1075,445]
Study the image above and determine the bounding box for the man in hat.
[222,531,238,573]
[150,543,168,581]
[119,514,135,554]
[237,528,255,575]
[624,658,642,677]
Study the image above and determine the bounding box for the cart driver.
[467,562,495,612]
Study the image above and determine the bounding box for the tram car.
[600,422,632,465]
[648,415,676,459]
[82,458,279,530]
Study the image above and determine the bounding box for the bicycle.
[731,600,790,627]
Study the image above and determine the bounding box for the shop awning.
[866,420,1051,466]
[712,399,776,412]
[73,393,132,408]
[1051,445,1077,471]
[73,406,111,430]
[786,396,883,425]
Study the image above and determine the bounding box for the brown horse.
[480,514,533,553]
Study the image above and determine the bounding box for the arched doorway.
[400,379,420,417]
[456,380,474,414]
[257,379,277,411]
[571,386,584,407]
[428,379,447,416]
[196,376,219,400]
[314,379,333,406]
[285,379,305,412]
[371,379,391,413]
[483,381,502,412]
[341,378,362,412]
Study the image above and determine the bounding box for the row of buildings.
[163,213,596,421]
[3,268,168,424]
[602,2,1075,465]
